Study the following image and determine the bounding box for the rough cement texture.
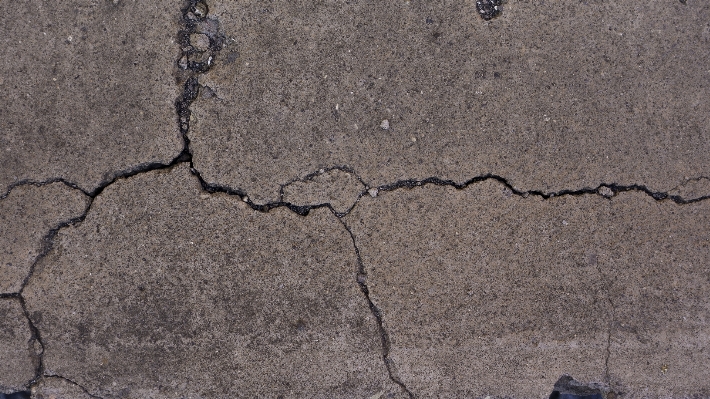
[30,377,92,399]
[192,0,710,203]
[0,0,183,193]
[345,182,710,398]
[0,299,35,393]
[1,183,89,294]
[1,0,709,398]
[22,165,403,399]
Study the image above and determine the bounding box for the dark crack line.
[36,375,105,399]
[1,178,88,200]
[338,218,415,399]
[19,297,43,389]
[604,316,613,384]
[374,175,710,205]
[278,165,368,199]
[593,262,616,386]
[5,0,709,396]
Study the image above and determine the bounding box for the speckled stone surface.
[0,0,183,193]
[1,183,89,294]
[345,181,710,398]
[282,168,366,215]
[30,377,92,399]
[22,165,403,399]
[0,298,36,393]
[191,0,710,203]
[1,0,709,397]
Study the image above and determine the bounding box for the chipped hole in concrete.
[548,375,608,399]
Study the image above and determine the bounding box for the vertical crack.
[337,218,414,398]
[594,261,616,385]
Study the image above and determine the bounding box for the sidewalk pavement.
[2,1,709,398]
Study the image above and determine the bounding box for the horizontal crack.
[375,175,710,204]
[1,178,88,201]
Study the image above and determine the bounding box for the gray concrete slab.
[22,165,403,399]
[30,377,92,399]
[0,0,183,193]
[344,182,710,398]
[1,0,709,398]
[192,0,710,204]
[0,298,35,393]
[1,183,89,294]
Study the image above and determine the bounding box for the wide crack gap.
[338,218,415,399]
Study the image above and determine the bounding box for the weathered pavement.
[2,1,709,398]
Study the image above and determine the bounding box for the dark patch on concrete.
[476,0,502,20]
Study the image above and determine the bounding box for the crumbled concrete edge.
[550,374,612,399]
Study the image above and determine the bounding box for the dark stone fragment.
[476,0,502,20]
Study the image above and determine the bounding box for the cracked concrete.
[191,0,710,204]
[1,183,89,294]
[22,165,403,399]
[0,0,183,193]
[0,299,35,393]
[282,168,366,216]
[345,182,710,398]
[2,0,710,397]
[30,376,93,399]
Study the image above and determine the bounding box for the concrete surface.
[345,182,710,398]
[192,0,710,203]
[0,299,36,393]
[22,165,403,399]
[30,377,92,399]
[0,0,182,194]
[1,0,710,398]
[1,183,89,294]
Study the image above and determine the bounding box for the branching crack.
[3,0,708,397]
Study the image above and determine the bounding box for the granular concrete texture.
[30,377,92,399]
[345,182,710,398]
[0,298,35,393]
[0,0,183,193]
[22,165,403,399]
[191,0,710,204]
[1,183,89,294]
[1,0,710,398]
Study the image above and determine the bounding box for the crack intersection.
[3,1,709,397]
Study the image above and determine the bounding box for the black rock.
[476,0,502,20]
